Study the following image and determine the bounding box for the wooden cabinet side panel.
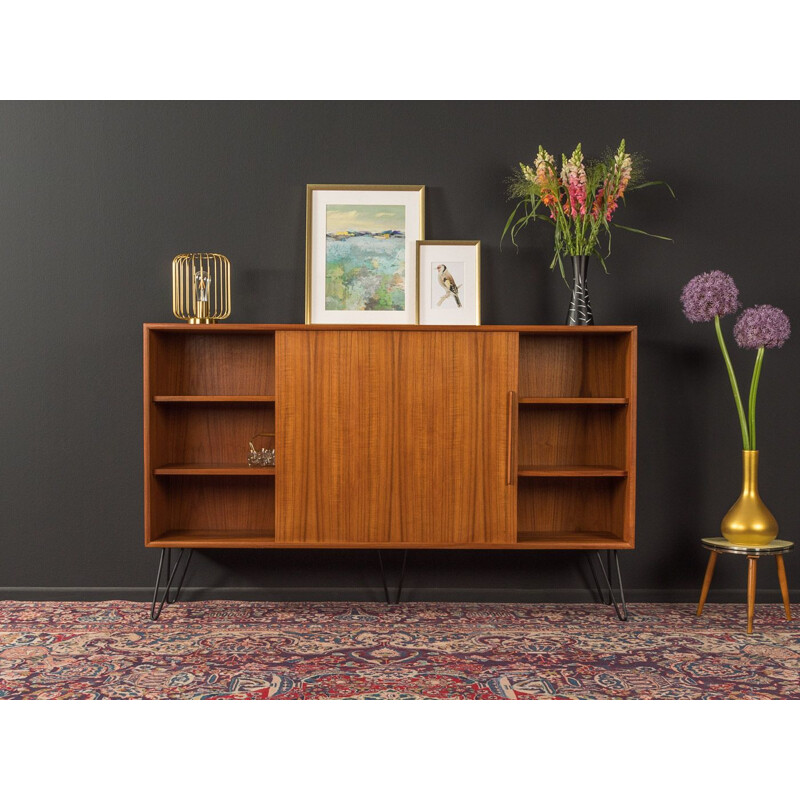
[391,332,517,543]
[276,331,396,543]
[624,329,637,545]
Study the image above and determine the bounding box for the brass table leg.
[747,555,758,634]
[776,554,792,621]
[697,550,718,616]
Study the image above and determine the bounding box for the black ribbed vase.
[565,255,594,325]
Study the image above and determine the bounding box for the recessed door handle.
[507,390,516,485]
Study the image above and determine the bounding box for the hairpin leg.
[150,548,193,621]
[377,551,391,605]
[591,550,628,621]
[586,553,610,605]
[377,550,408,605]
[395,550,408,605]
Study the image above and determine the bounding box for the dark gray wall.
[1,101,797,601]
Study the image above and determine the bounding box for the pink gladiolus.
[503,137,670,269]
[561,145,588,218]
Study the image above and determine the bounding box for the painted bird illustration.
[436,264,462,307]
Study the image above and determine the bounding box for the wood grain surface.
[152,403,275,468]
[390,331,517,543]
[149,331,275,396]
[517,405,627,469]
[517,476,626,539]
[276,331,397,543]
[144,325,636,550]
[163,476,274,533]
[276,330,517,544]
[519,333,628,397]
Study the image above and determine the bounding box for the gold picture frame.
[416,240,481,326]
[305,184,425,324]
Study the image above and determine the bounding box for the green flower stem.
[714,314,750,450]
[747,347,765,451]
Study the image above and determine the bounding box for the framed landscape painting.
[306,184,425,324]
[416,240,480,325]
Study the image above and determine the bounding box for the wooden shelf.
[150,529,275,548]
[518,465,627,477]
[154,464,275,476]
[516,530,627,549]
[153,395,276,403]
[518,397,628,405]
[144,325,636,552]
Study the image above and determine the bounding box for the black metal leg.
[377,551,391,605]
[376,550,408,605]
[150,548,193,621]
[167,548,193,605]
[586,553,610,605]
[395,550,408,605]
[612,550,628,618]
[150,549,168,617]
[592,550,628,621]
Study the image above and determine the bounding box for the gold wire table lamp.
[172,253,231,324]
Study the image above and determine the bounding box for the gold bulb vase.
[720,450,778,546]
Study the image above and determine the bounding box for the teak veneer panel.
[153,395,276,403]
[517,477,626,540]
[390,331,517,544]
[149,332,275,396]
[519,334,628,397]
[276,330,517,544]
[144,324,636,550]
[154,465,276,475]
[161,476,275,534]
[151,403,275,468]
[276,331,396,544]
[518,397,628,405]
[517,466,627,477]
[153,530,275,547]
[517,405,627,469]
[516,530,629,549]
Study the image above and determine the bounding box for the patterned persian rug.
[0,601,797,699]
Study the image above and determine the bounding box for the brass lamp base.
[188,318,217,325]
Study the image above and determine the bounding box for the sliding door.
[391,331,517,544]
[277,330,517,545]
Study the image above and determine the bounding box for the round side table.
[697,537,793,634]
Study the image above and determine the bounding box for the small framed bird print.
[416,240,480,325]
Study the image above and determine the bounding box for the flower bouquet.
[681,270,791,545]
[503,140,672,324]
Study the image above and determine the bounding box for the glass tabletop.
[702,537,794,555]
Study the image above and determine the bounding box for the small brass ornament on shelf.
[172,253,231,324]
[248,433,275,467]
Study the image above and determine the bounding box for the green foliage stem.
[714,314,750,450]
[747,347,765,450]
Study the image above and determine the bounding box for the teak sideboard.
[143,324,636,552]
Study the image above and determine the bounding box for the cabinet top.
[144,323,637,334]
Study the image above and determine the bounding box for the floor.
[0,601,797,699]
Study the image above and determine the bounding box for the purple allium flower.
[680,270,740,322]
[733,305,791,349]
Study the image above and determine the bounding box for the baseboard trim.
[0,586,787,603]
